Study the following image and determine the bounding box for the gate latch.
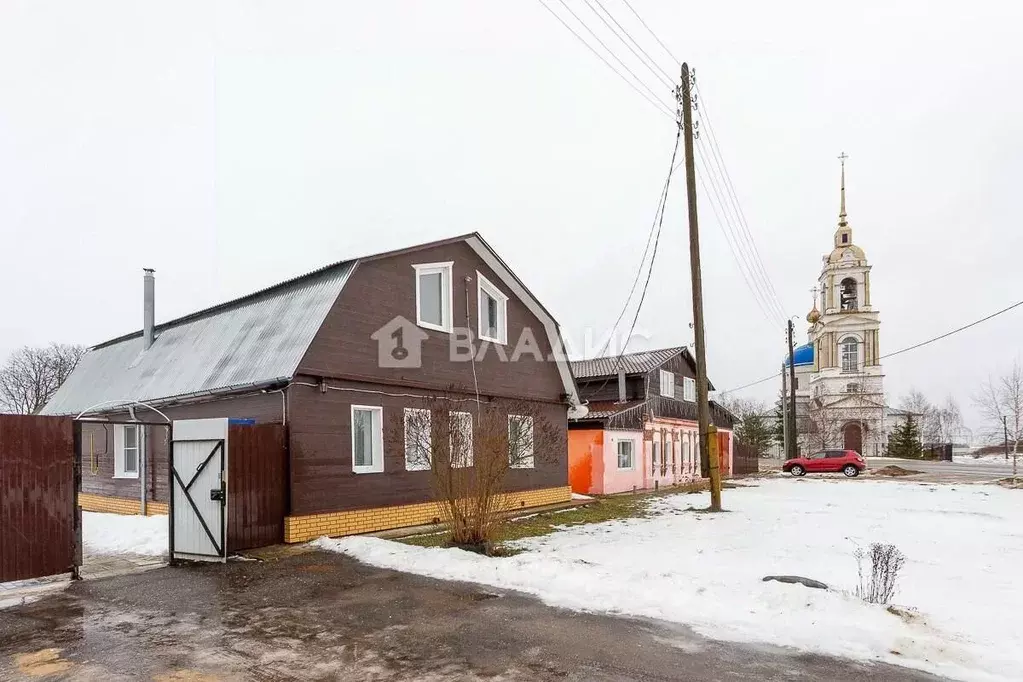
[210,486,225,502]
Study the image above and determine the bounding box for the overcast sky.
[2,1,1020,438]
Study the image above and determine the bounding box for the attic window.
[683,377,696,402]
[659,370,675,398]
[414,262,453,332]
[476,272,508,344]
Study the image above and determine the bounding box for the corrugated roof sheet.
[41,262,355,415]
[570,347,686,379]
[578,400,647,420]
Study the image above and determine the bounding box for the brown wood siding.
[576,375,645,403]
[287,377,568,516]
[79,392,283,505]
[297,241,566,402]
[227,423,288,551]
[0,415,76,581]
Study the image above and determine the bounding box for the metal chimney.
[143,268,155,350]
[617,369,626,403]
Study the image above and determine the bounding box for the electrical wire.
[581,119,683,401]
[538,0,676,118]
[721,299,1023,393]
[581,0,676,88]
[620,0,681,66]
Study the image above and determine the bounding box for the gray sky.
[2,1,1021,438]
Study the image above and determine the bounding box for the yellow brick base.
[79,492,168,516]
[284,485,572,543]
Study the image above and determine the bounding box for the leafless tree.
[899,390,963,444]
[399,398,562,551]
[800,386,842,451]
[974,360,1023,469]
[719,396,773,456]
[0,344,85,414]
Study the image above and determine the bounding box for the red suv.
[783,450,865,477]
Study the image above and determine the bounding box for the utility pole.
[787,319,798,460]
[781,362,789,458]
[680,62,721,511]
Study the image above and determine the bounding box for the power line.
[880,299,1023,360]
[582,116,683,400]
[546,0,676,116]
[694,85,788,322]
[721,299,1023,393]
[582,0,676,87]
[694,149,786,326]
[619,0,681,66]
[535,0,675,118]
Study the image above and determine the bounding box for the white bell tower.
[804,154,886,456]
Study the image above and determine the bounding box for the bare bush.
[399,399,562,551]
[854,543,906,604]
[0,343,85,414]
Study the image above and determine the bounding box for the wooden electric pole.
[787,319,798,460]
[680,63,721,511]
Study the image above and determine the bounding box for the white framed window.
[113,424,141,479]
[616,439,635,470]
[450,411,473,468]
[403,407,431,471]
[351,405,384,474]
[508,414,534,468]
[413,262,453,332]
[476,272,508,344]
[841,337,859,374]
[659,369,675,398]
[683,377,696,402]
[652,439,660,470]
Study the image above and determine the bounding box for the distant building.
[782,156,887,456]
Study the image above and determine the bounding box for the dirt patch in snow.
[996,477,1023,489]
[873,465,923,477]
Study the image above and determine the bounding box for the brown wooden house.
[42,234,582,542]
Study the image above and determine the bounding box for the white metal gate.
[170,418,228,562]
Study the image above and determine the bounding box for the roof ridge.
[90,232,479,350]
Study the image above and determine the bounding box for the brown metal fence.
[0,414,79,582]
[732,441,760,476]
[227,423,288,552]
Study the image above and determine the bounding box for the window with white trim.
[114,424,141,479]
[477,272,508,344]
[652,439,660,470]
[841,336,859,374]
[508,414,534,468]
[352,405,384,473]
[616,439,634,470]
[683,377,696,402]
[404,407,431,471]
[413,262,453,332]
[659,369,675,398]
[450,411,473,468]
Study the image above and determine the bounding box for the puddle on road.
[13,648,73,677]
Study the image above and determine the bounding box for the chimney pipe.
[143,268,155,350]
[617,369,626,403]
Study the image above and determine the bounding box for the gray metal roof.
[41,262,355,415]
[571,347,687,379]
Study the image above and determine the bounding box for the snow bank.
[83,511,168,556]
[316,479,1022,681]
[954,454,1016,466]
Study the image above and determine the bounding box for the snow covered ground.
[317,479,1022,681]
[83,511,168,556]
[954,453,1017,466]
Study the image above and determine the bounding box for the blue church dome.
[785,343,815,367]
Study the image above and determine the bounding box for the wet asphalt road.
[0,547,944,682]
